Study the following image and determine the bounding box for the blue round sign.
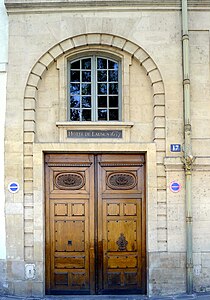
[8,182,20,193]
[170,181,181,193]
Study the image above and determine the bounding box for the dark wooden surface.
[45,154,146,295]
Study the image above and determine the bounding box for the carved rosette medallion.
[107,172,136,190]
[116,233,128,251]
[55,173,85,190]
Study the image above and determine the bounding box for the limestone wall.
[3,1,210,296]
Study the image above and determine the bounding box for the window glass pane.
[70,83,80,95]
[82,96,91,108]
[98,109,107,120]
[97,58,107,69]
[82,83,91,95]
[71,70,80,82]
[108,60,118,70]
[98,83,107,95]
[82,109,91,121]
[82,71,91,82]
[71,60,80,69]
[109,109,119,120]
[108,70,118,82]
[109,83,118,95]
[70,109,80,121]
[82,58,91,69]
[98,96,107,108]
[109,96,118,107]
[70,96,80,108]
[98,70,107,82]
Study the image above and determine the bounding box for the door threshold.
[44,296,148,300]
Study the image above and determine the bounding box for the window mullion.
[92,56,96,122]
[80,58,82,121]
[107,66,109,121]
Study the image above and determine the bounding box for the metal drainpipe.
[181,0,194,294]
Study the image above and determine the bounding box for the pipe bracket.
[182,34,189,41]
[181,155,195,174]
[185,124,191,132]
[183,79,190,85]
[186,216,193,223]
[186,262,193,268]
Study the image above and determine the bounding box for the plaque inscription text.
[67,130,122,139]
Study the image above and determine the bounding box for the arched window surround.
[55,46,132,126]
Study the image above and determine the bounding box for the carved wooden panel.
[55,172,85,190]
[107,220,137,252]
[54,273,68,286]
[55,255,85,269]
[107,172,136,190]
[72,203,85,216]
[123,203,137,216]
[54,203,68,216]
[71,272,86,287]
[55,220,85,252]
[125,272,138,286]
[108,255,137,269]
[107,272,121,287]
[107,203,120,216]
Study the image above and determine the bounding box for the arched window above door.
[68,55,121,121]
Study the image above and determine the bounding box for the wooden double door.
[45,153,146,295]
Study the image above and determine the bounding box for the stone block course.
[154,105,165,117]
[39,52,54,67]
[153,81,164,94]
[24,99,36,110]
[0,260,7,295]
[133,48,149,63]
[27,73,40,87]
[87,33,101,45]
[49,45,63,59]
[100,34,113,45]
[60,38,74,52]
[112,36,126,49]
[123,41,139,54]
[24,233,34,247]
[31,63,46,78]
[24,246,34,261]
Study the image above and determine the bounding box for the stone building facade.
[2,0,210,297]
[0,0,7,294]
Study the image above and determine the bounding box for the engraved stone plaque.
[67,130,122,139]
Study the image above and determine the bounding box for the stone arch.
[24,33,165,145]
[23,34,166,259]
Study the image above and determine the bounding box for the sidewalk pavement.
[0,293,210,300]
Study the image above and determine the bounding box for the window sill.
[56,121,134,143]
[56,121,134,128]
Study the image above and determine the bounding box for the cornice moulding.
[4,0,210,10]
[164,156,210,172]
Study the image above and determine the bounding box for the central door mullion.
[89,154,96,295]
[93,154,99,294]
[95,154,104,294]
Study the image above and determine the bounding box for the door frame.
[32,142,158,296]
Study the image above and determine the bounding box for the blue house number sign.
[170,144,181,152]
